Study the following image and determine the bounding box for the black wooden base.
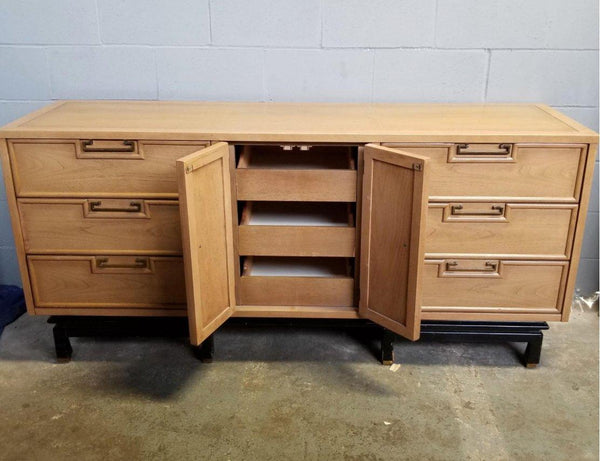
[47,316,214,363]
[47,316,548,368]
[411,321,548,368]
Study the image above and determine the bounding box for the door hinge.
[413,163,422,171]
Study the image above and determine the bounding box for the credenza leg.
[52,324,73,364]
[524,332,543,368]
[192,335,214,363]
[381,328,395,365]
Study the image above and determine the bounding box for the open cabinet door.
[359,144,429,340]
[177,142,236,345]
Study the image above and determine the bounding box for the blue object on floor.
[0,285,26,335]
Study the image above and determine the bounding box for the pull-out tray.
[235,145,358,202]
[239,256,355,307]
[238,202,356,257]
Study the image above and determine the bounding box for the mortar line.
[483,49,492,101]
[207,0,213,44]
[93,0,102,44]
[1,44,597,51]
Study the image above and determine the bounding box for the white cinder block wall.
[0,0,598,293]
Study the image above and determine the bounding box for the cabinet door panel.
[359,144,429,340]
[177,142,236,345]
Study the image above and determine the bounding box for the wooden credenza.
[1,101,597,345]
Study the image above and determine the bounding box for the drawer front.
[240,276,355,306]
[425,203,577,259]
[9,140,209,197]
[19,199,181,254]
[384,143,585,201]
[238,226,356,257]
[422,259,568,314]
[236,170,357,202]
[28,255,186,308]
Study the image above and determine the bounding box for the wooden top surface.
[1,100,597,142]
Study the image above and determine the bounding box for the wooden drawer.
[238,202,356,257]
[425,203,577,259]
[9,139,209,197]
[422,259,568,316]
[235,144,357,202]
[239,257,355,306]
[239,226,356,257]
[384,143,586,202]
[28,255,186,309]
[19,198,181,254]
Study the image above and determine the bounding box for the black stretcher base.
[47,316,548,368]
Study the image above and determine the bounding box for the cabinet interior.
[234,143,360,309]
[236,144,357,170]
[241,256,354,278]
[239,201,355,227]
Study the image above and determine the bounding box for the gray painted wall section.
[0,0,598,293]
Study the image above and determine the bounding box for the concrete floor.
[0,308,597,461]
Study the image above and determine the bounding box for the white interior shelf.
[243,202,353,227]
[244,257,351,277]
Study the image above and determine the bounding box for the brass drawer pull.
[82,140,135,153]
[89,201,142,213]
[96,257,148,269]
[456,143,512,155]
[446,260,498,272]
[451,204,504,216]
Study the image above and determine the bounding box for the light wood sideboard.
[1,101,597,347]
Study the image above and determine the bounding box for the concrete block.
[581,212,599,260]
[157,48,263,101]
[49,47,157,99]
[264,49,372,102]
[487,51,598,106]
[0,246,21,287]
[373,50,487,102]
[576,257,599,294]
[0,202,15,247]
[322,0,435,47]
[211,0,320,47]
[0,0,99,44]
[0,101,49,127]
[0,48,50,100]
[556,107,599,132]
[0,164,7,201]
[436,0,599,49]
[590,162,599,214]
[98,0,210,45]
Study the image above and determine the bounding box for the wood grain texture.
[359,144,429,340]
[0,139,36,313]
[177,142,236,345]
[233,305,359,318]
[228,145,243,306]
[561,143,598,320]
[386,143,586,202]
[1,101,596,143]
[238,226,356,257]
[239,276,355,307]
[425,203,577,259]
[19,198,181,254]
[421,311,562,322]
[2,101,596,326]
[236,169,357,202]
[422,259,568,314]
[35,307,187,317]
[28,255,186,308]
[10,140,208,198]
